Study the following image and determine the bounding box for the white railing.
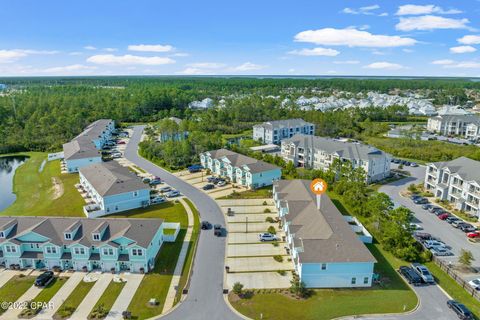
[343,216,373,244]
[83,205,105,218]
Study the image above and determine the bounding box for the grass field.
[54,280,95,319]
[89,280,126,319]
[0,275,36,315]
[1,152,85,217]
[19,277,68,318]
[218,186,273,199]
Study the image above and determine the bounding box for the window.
[74,247,85,255]
[133,191,138,197]
[102,248,114,256]
[0,231,4,238]
[36,244,40,249]
[46,246,57,254]
[64,233,72,240]
[132,248,143,256]
[31,244,34,249]
[92,233,100,241]
[321,263,327,270]
[363,277,369,284]
[5,245,17,253]
[351,277,357,285]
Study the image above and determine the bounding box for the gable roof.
[63,119,113,160]
[204,149,280,173]
[430,156,480,183]
[254,118,313,130]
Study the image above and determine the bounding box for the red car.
[438,213,450,220]
[117,141,126,144]
[467,231,480,238]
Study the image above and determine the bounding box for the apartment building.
[281,134,390,183]
[253,119,315,145]
[424,156,480,221]
[427,114,480,141]
[273,180,376,288]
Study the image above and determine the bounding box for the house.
[200,149,281,189]
[0,216,179,273]
[158,117,188,142]
[63,119,115,173]
[79,161,150,217]
[253,119,315,145]
[424,157,480,221]
[426,114,480,141]
[281,134,390,183]
[273,180,376,288]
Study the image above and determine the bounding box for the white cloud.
[84,45,97,50]
[450,45,477,54]
[87,54,175,65]
[294,28,416,47]
[288,47,340,56]
[0,49,59,63]
[396,15,471,31]
[396,5,462,16]
[128,44,174,52]
[457,35,480,45]
[444,61,480,68]
[431,59,455,65]
[103,48,117,52]
[171,52,189,57]
[364,61,405,70]
[42,64,98,74]
[333,60,360,64]
[69,51,83,56]
[378,12,388,17]
[402,48,414,53]
[177,67,208,75]
[342,5,380,15]
[186,62,226,69]
[232,62,266,71]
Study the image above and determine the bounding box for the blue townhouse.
[200,149,281,189]
[79,161,151,218]
[273,180,376,288]
[0,216,179,273]
[63,119,115,173]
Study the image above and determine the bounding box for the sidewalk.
[69,273,114,320]
[161,198,194,313]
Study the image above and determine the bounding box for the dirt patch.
[51,177,64,200]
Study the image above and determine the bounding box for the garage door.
[102,261,117,272]
[46,260,61,270]
[131,262,145,273]
[73,260,88,271]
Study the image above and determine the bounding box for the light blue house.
[200,149,281,189]
[63,119,115,173]
[0,216,179,273]
[273,180,376,288]
[79,161,151,217]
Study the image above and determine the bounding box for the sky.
[1,0,480,77]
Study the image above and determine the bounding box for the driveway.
[70,273,114,320]
[105,273,144,320]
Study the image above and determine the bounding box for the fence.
[432,256,480,301]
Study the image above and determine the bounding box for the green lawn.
[89,280,126,319]
[0,276,36,315]
[54,280,95,319]
[1,152,85,217]
[218,186,273,199]
[19,276,68,318]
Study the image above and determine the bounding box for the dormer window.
[64,233,72,240]
[92,233,100,241]
[0,231,4,238]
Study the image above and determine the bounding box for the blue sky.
[1,0,479,76]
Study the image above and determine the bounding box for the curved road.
[124,125,243,320]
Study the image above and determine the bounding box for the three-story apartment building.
[424,156,480,221]
[253,119,315,145]
[281,134,390,183]
[427,114,480,141]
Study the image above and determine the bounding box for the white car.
[259,233,278,241]
[424,240,446,249]
[410,223,423,231]
[468,278,480,290]
[150,196,166,204]
[217,180,227,187]
[430,247,452,256]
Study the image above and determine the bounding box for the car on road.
[467,278,480,290]
[459,224,476,233]
[467,231,480,238]
[159,186,172,193]
[201,221,211,230]
[259,233,278,241]
[35,271,54,287]
[430,247,452,256]
[447,300,474,320]
[422,203,433,210]
[150,196,166,204]
[414,232,432,241]
[202,184,215,190]
[438,213,451,220]
[166,190,180,198]
[214,224,222,236]
[411,263,435,284]
[413,197,429,205]
[207,176,218,183]
[398,266,423,286]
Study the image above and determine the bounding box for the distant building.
[200,149,281,189]
[273,180,376,288]
[0,216,176,273]
[281,134,390,183]
[63,119,115,173]
[424,157,480,221]
[79,161,150,217]
[427,114,480,141]
[188,98,214,109]
[0,84,6,90]
[253,119,315,145]
[158,117,188,142]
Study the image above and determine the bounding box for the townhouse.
[0,216,179,273]
[63,119,115,173]
[200,149,281,189]
[273,180,376,288]
[281,134,390,183]
[427,114,480,141]
[424,156,480,221]
[79,161,150,218]
[253,119,315,145]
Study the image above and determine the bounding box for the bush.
[273,255,283,262]
[290,279,309,298]
[277,270,286,276]
[267,226,276,234]
[271,241,279,247]
[233,282,244,295]
[264,208,271,213]
[263,200,268,205]
[265,216,274,223]
[58,305,76,318]
[89,304,108,319]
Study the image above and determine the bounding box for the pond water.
[0,156,27,211]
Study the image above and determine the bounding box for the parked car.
[446,216,461,224]
[467,231,480,238]
[414,232,432,241]
[159,186,172,193]
[410,223,423,231]
[150,196,166,204]
[410,162,419,167]
[433,208,447,216]
[438,213,451,220]
[35,271,54,287]
[411,263,435,284]
[149,178,162,185]
[413,198,429,205]
[430,247,452,256]
[187,164,203,173]
[259,233,278,241]
[216,180,227,187]
[447,300,474,320]
[460,224,476,233]
[166,190,180,198]
[428,206,441,213]
[398,266,423,286]
[142,177,151,184]
[201,221,211,230]
[202,184,215,191]
[452,220,467,228]
[117,140,126,145]
[423,240,446,249]
[207,176,217,183]
[422,203,433,210]
[214,224,222,236]
[467,278,480,290]
[410,194,422,201]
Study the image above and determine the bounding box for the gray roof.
[283,134,385,161]
[431,114,480,125]
[0,216,163,249]
[430,157,480,183]
[254,118,313,130]
[274,180,376,264]
[79,161,149,197]
[204,149,280,173]
[63,119,113,160]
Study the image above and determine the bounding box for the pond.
[0,156,27,211]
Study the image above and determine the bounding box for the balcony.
[83,204,105,218]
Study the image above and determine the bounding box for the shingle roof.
[0,216,163,249]
[254,118,313,130]
[79,161,149,197]
[274,180,376,264]
[432,114,480,125]
[430,156,480,182]
[63,119,113,160]
[204,149,281,173]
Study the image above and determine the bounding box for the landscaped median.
[0,275,36,315]
[54,279,96,319]
[88,280,126,319]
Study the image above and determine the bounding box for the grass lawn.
[218,186,273,199]
[0,275,36,315]
[88,280,126,319]
[54,280,95,319]
[0,152,85,217]
[19,277,68,318]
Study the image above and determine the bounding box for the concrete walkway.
[0,269,18,288]
[105,273,144,320]
[36,272,85,320]
[69,273,114,320]
[162,198,195,314]
[2,284,43,319]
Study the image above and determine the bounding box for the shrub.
[289,279,309,298]
[265,216,274,223]
[263,200,268,205]
[277,270,286,276]
[58,305,76,318]
[271,241,279,247]
[267,226,276,234]
[264,208,271,213]
[233,282,244,295]
[89,303,108,319]
[273,255,283,262]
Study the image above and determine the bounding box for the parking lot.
[174,169,240,199]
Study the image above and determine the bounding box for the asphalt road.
[124,125,243,320]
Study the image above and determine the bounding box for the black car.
[35,271,54,287]
[214,224,222,236]
[201,221,211,230]
[446,216,460,224]
[413,197,429,205]
[447,300,474,320]
[428,206,440,213]
[202,184,215,191]
[422,203,433,210]
[410,194,421,201]
[399,266,423,286]
[459,224,476,233]
[431,207,445,215]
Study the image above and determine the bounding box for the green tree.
[458,249,475,269]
